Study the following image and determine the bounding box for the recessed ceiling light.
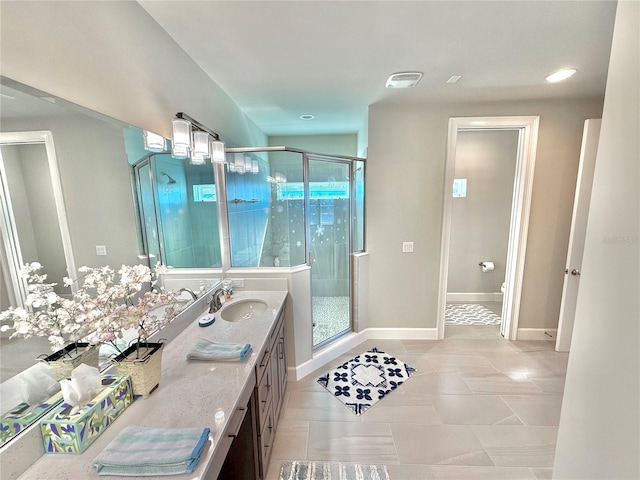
[299,114,315,120]
[386,71,423,88]
[546,68,577,83]
[447,75,462,84]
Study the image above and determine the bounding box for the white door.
[556,119,601,352]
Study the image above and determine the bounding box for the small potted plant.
[0,262,99,380]
[75,264,180,398]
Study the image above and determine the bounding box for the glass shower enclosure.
[133,146,365,349]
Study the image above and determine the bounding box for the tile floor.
[266,325,567,480]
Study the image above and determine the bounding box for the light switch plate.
[402,242,414,253]
[231,279,245,287]
[95,245,107,256]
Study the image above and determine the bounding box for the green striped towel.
[186,337,252,361]
[93,425,210,476]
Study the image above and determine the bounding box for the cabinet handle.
[227,407,246,438]
[259,350,269,368]
[279,341,284,360]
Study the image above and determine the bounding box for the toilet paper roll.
[481,261,495,272]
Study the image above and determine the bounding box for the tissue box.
[0,391,64,447]
[40,374,133,454]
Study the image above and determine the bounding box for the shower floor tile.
[312,296,350,346]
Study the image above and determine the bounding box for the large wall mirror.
[0,77,155,446]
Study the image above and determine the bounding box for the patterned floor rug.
[317,348,417,416]
[445,303,502,326]
[279,461,390,480]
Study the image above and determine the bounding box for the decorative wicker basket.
[40,342,100,380]
[112,342,164,398]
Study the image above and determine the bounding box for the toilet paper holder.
[478,262,487,267]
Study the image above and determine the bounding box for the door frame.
[436,116,540,340]
[0,131,76,307]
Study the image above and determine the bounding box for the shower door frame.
[224,146,365,350]
[306,153,354,349]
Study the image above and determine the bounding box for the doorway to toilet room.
[444,129,518,329]
[437,116,540,340]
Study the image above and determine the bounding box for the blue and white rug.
[317,348,417,416]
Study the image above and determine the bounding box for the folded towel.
[93,425,210,476]
[186,338,252,361]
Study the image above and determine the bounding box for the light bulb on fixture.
[190,154,206,165]
[234,153,246,174]
[172,119,191,158]
[192,131,210,159]
[546,68,577,83]
[143,131,165,152]
[211,140,226,163]
[172,144,190,160]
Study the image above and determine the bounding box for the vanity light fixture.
[143,131,166,152]
[546,68,577,83]
[171,112,226,163]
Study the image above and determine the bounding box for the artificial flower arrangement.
[0,262,179,358]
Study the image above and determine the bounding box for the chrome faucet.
[178,287,198,301]
[209,287,231,313]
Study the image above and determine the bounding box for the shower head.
[160,171,177,184]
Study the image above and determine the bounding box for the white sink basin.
[220,299,268,322]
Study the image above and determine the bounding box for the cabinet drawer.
[269,309,284,349]
[255,346,270,384]
[256,361,272,422]
[258,407,275,478]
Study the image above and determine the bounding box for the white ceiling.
[139,0,617,136]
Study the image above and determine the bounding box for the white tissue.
[19,363,60,406]
[60,363,102,412]
[481,261,495,272]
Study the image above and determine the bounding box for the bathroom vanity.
[15,289,288,480]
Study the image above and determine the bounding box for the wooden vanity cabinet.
[255,307,287,479]
[216,306,287,480]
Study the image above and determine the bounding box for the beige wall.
[367,97,604,330]
[0,1,266,149]
[0,0,268,272]
[269,134,358,157]
[554,2,639,478]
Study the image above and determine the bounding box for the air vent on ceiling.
[386,71,423,88]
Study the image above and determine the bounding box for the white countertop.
[18,290,288,480]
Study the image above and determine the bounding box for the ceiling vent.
[385,71,423,88]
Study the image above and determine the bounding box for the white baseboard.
[446,292,503,302]
[289,327,438,381]
[517,328,557,341]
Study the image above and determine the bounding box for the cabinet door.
[277,334,287,403]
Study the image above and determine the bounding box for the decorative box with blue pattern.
[0,391,64,447]
[40,374,133,454]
